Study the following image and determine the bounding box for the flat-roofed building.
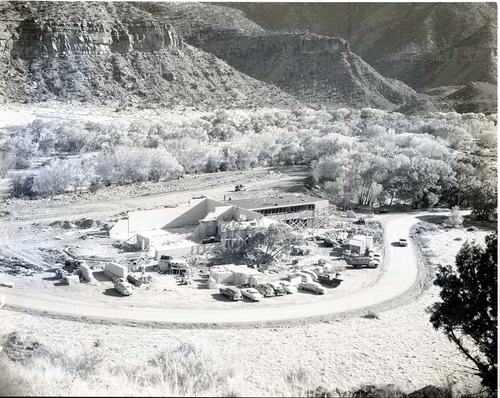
[226,194,329,229]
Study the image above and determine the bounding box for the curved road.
[0,211,447,325]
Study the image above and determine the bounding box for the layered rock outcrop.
[9,18,183,59]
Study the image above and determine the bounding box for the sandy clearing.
[0,212,444,324]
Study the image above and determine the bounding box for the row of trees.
[3,108,495,168]
[12,147,183,197]
[1,108,497,219]
[310,130,497,219]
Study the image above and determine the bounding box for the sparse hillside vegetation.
[0,333,469,397]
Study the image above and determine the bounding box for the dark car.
[267,282,285,296]
[253,284,275,297]
[317,274,343,287]
[219,286,243,301]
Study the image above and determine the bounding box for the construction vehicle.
[344,253,379,268]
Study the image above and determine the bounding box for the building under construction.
[109,194,329,258]
[227,194,329,229]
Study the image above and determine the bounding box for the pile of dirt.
[0,254,44,276]
[2,331,45,362]
[49,220,75,229]
[73,218,101,229]
[38,247,66,265]
[50,218,101,230]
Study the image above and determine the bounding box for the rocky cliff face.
[0,2,299,109]
[9,18,183,59]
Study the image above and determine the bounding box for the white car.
[298,281,326,295]
[240,287,263,302]
[114,279,134,296]
[399,238,408,247]
[278,280,297,294]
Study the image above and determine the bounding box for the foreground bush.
[0,341,238,397]
[0,340,484,397]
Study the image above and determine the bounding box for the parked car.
[240,287,263,301]
[253,283,275,297]
[298,281,326,295]
[267,282,285,296]
[114,279,134,296]
[399,238,408,247]
[372,253,382,261]
[278,280,297,294]
[317,274,343,287]
[368,260,380,268]
[219,286,243,301]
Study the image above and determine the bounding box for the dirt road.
[1,167,306,227]
[0,212,449,325]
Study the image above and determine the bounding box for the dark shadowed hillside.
[227,2,497,90]
[195,31,427,110]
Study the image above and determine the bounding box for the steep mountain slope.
[227,2,497,90]
[139,2,431,110]
[195,31,426,110]
[0,1,298,109]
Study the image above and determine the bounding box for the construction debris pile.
[209,264,264,287]
[0,254,44,276]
